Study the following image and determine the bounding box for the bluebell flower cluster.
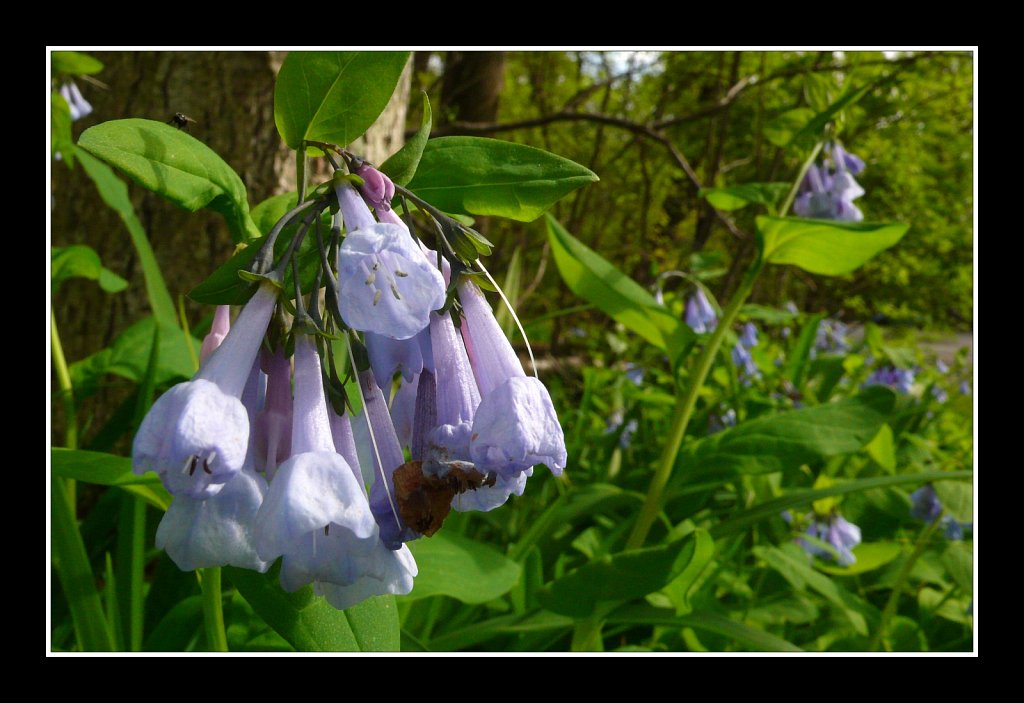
[59,81,93,122]
[685,288,717,334]
[133,165,566,610]
[812,319,850,357]
[793,143,866,221]
[798,513,862,566]
[864,366,915,394]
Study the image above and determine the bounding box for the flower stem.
[200,567,229,652]
[869,515,944,651]
[626,270,758,550]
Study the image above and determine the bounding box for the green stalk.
[51,309,77,451]
[570,614,606,652]
[52,479,114,651]
[128,498,146,651]
[869,516,944,651]
[200,568,229,652]
[626,270,759,550]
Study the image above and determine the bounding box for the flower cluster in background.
[132,166,567,610]
[794,143,866,221]
[910,485,971,541]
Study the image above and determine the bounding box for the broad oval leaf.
[225,565,400,651]
[52,245,128,294]
[537,535,698,618]
[680,387,896,480]
[78,119,260,242]
[546,215,693,357]
[404,532,521,604]
[52,51,104,76]
[407,138,598,221]
[381,93,431,186]
[757,216,909,276]
[700,183,789,211]
[274,51,410,150]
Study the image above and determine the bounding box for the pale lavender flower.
[685,288,717,334]
[833,143,866,175]
[931,385,949,403]
[960,380,971,395]
[731,342,760,382]
[865,366,915,394]
[59,81,92,122]
[624,363,645,386]
[335,181,446,340]
[365,330,429,392]
[793,146,866,222]
[739,322,759,349]
[799,514,861,566]
[133,284,278,498]
[936,359,950,374]
[254,335,409,598]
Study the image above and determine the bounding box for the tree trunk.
[439,52,506,128]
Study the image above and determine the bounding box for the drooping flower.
[459,280,567,480]
[936,359,950,374]
[812,319,850,357]
[731,342,760,382]
[793,144,866,221]
[253,348,293,478]
[685,288,717,334]
[335,181,446,340]
[254,335,416,599]
[739,322,759,349]
[798,513,862,566]
[59,81,93,122]
[910,485,943,522]
[365,329,429,392]
[199,305,231,365]
[133,283,278,498]
[959,380,972,395]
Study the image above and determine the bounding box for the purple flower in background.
[624,363,645,386]
[685,288,717,334]
[799,514,862,566]
[959,380,971,395]
[910,485,943,523]
[931,385,949,403]
[793,144,866,221]
[59,81,93,121]
[941,517,965,541]
[731,342,760,382]
[739,322,759,349]
[709,408,737,434]
[865,366,915,394]
[133,284,278,498]
[335,181,446,340]
[936,359,950,374]
[812,319,850,356]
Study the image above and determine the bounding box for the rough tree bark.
[439,51,506,128]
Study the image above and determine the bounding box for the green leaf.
[407,137,598,221]
[934,481,973,523]
[754,544,877,635]
[739,303,798,325]
[758,216,909,276]
[51,448,161,487]
[76,150,179,328]
[866,424,897,472]
[711,469,974,538]
[225,565,400,651]
[78,119,259,243]
[764,108,815,148]
[607,605,803,652]
[52,246,128,295]
[793,83,874,144]
[51,479,115,651]
[52,91,74,164]
[942,541,973,594]
[52,51,104,75]
[143,596,203,652]
[538,535,698,618]
[274,51,410,150]
[546,215,692,356]
[679,387,896,479]
[817,542,902,576]
[191,191,334,305]
[700,183,789,211]
[404,532,520,604]
[381,93,431,186]
[70,316,200,398]
[659,529,715,615]
[785,312,825,388]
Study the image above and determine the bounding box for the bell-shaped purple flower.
[156,460,270,572]
[865,366,915,394]
[799,513,861,566]
[739,322,759,349]
[199,305,231,365]
[335,182,446,340]
[253,335,377,591]
[253,348,292,478]
[315,535,417,610]
[833,144,866,175]
[731,342,760,382]
[60,81,93,122]
[365,329,429,392]
[458,281,566,479]
[133,284,278,498]
[910,485,943,523]
[685,288,717,334]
